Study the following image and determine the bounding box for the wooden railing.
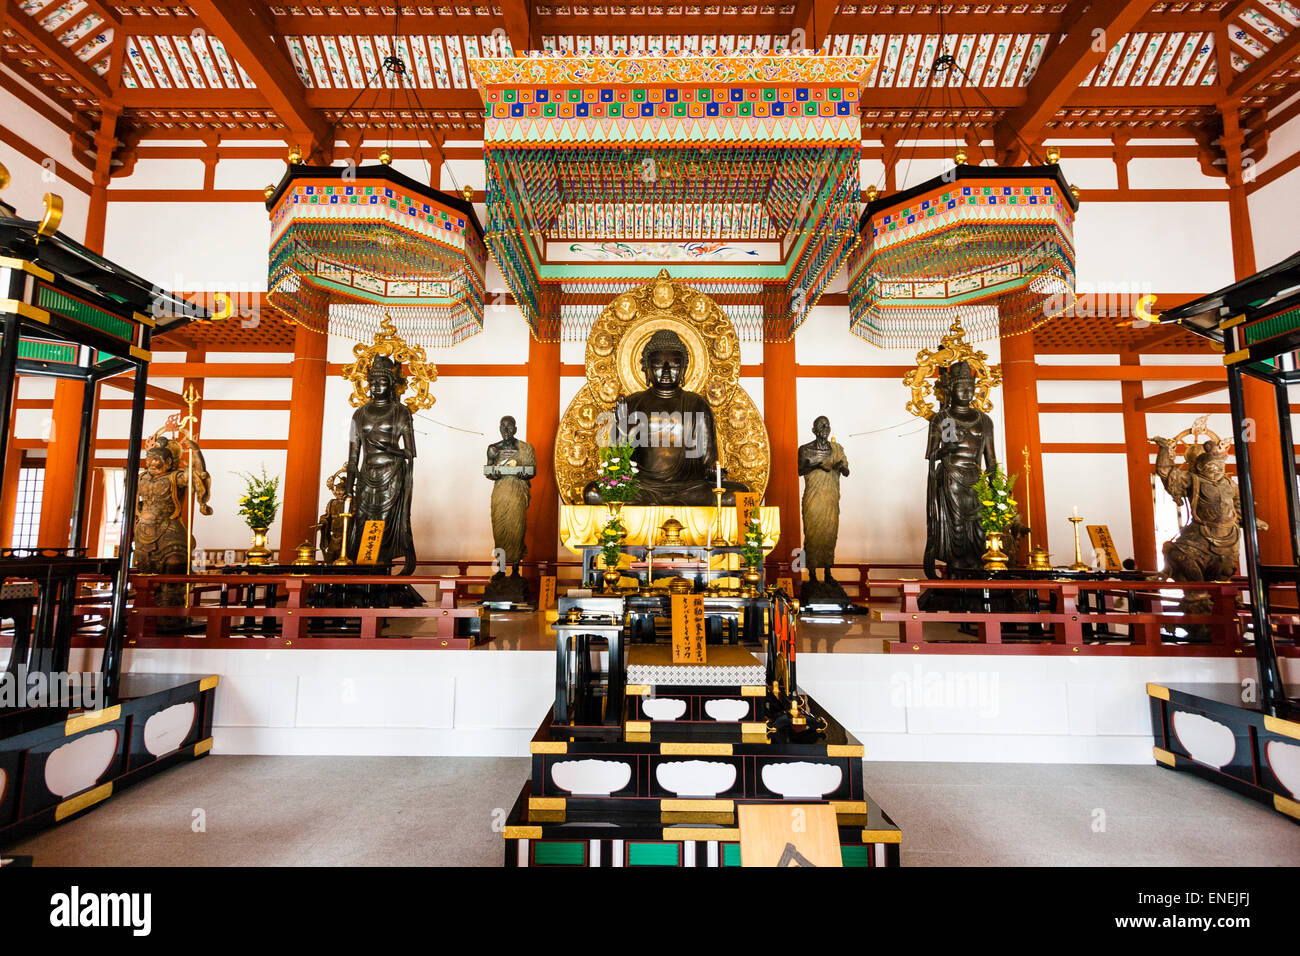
[870,578,1300,656]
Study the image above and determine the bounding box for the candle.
[1072,504,1079,518]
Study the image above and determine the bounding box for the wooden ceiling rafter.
[186,0,333,156]
[994,0,1160,163]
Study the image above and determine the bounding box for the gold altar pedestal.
[559,504,780,556]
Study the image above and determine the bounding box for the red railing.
[870,577,1300,656]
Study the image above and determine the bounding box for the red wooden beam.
[994,0,1158,163]
[186,0,332,155]
[5,1,111,99]
[500,0,532,54]
[1228,26,1300,97]
[789,0,837,52]
[1134,380,1226,413]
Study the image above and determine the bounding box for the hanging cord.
[413,413,484,436]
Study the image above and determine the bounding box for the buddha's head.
[368,356,404,402]
[940,361,976,408]
[812,415,831,440]
[499,415,517,441]
[640,329,689,392]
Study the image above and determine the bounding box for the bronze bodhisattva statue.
[345,355,417,573]
[924,360,998,577]
[798,415,850,603]
[484,415,536,603]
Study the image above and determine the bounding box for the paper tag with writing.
[671,593,706,665]
[1086,525,1122,572]
[357,519,386,565]
[539,575,557,610]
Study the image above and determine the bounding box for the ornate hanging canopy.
[266,163,487,349]
[468,52,876,342]
[848,165,1078,350]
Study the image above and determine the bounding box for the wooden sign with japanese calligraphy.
[735,491,761,544]
[777,576,794,598]
[670,593,706,665]
[539,575,557,610]
[1086,525,1122,572]
[738,804,842,867]
[357,519,385,565]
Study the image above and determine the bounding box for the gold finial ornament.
[461,184,475,203]
[1046,145,1061,164]
[865,184,878,202]
[0,162,10,192]
[35,193,63,243]
[953,147,968,165]
[341,313,438,413]
[378,147,393,165]
[264,184,276,200]
[1069,184,1080,200]
[902,319,1003,420]
[287,145,304,165]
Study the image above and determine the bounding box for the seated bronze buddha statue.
[583,329,749,506]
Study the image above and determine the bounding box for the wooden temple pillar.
[762,335,800,571]
[524,290,562,572]
[998,318,1046,559]
[1119,352,1158,570]
[1222,107,1290,564]
[279,323,328,557]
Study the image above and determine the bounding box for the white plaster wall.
[71,645,1297,763]
[0,69,91,242]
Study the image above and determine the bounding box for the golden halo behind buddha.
[555,270,769,504]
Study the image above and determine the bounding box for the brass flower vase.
[605,500,624,519]
[246,527,272,566]
[742,565,763,598]
[603,566,623,592]
[981,531,1008,572]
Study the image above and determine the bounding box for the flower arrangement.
[741,510,765,568]
[236,467,281,530]
[594,442,640,503]
[973,467,1019,534]
[597,515,625,569]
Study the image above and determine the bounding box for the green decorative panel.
[532,841,585,866]
[9,339,77,363]
[626,842,680,866]
[840,845,869,867]
[1243,308,1300,347]
[35,286,134,341]
[722,843,741,867]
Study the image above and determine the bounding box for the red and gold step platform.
[502,686,901,867]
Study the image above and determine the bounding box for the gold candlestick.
[1021,446,1052,570]
[706,486,725,589]
[332,497,354,566]
[1067,515,1089,572]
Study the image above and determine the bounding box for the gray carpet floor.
[8,756,1299,866]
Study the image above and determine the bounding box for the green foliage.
[741,511,764,568]
[595,442,640,503]
[235,467,281,530]
[598,515,625,569]
[973,467,1019,534]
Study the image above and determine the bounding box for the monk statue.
[134,433,212,626]
[1153,436,1264,639]
[345,355,417,574]
[582,328,748,506]
[484,415,536,604]
[923,361,997,578]
[798,415,850,603]
[316,466,348,564]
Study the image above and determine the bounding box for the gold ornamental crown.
[341,313,438,413]
[903,319,1002,420]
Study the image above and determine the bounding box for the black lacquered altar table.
[938,567,1151,640]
